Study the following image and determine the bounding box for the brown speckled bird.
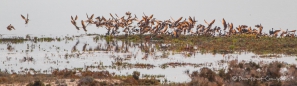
[7,24,15,31]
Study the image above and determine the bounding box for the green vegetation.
[0,38,28,44]
[109,34,297,55]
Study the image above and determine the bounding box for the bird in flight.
[21,14,29,24]
[7,24,15,31]
[71,15,79,30]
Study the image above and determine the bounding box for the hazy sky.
[1,0,296,35]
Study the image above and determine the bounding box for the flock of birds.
[71,12,297,38]
[6,12,297,38]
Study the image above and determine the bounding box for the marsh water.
[1,0,297,83]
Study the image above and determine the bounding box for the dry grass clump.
[187,67,224,86]
[26,80,51,86]
[187,60,297,86]
[120,71,160,85]
[52,69,77,78]
[0,71,55,85]
[77,76,101,86]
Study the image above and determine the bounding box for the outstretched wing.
[86,13,89,19]
[81,20,85,27]
[149,14,153,19]
[75,15,78,20]
[170,16,175,22]
[81,20,87,31]
[209,19,215,26]
[134,14,137,19]
[90,14,94,19]
[12,26,15,30]
[176,17,183,23]
[222,18,227,30]
[21,14,26,20]
[229,23,233,29]
[204,19,209,26]
[115,13,119,18]
[75,40,79,46]
[143,12,146,17]
[71,16,74,21]
[188,16,193,23]
[110,13,114,19]
[102,16,106,21]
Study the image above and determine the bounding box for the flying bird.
[21,14,29,24]
[71,15,79,30]
[126,11,131,15]
[85,13,94,25]
[7,24,15,31]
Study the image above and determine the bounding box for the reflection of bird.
[82,43,88,52]
[75,40,79,46]
[7,44,14,52]
[21,14,29,24]
[110,13,115,19]
[7,24,15,31]
[71,40,79,52]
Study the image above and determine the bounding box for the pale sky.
[1,0,296,35]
